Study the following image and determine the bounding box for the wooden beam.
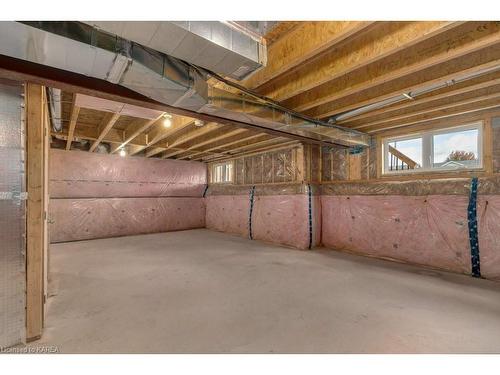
[362,92,500,133]
[204,141,301,163]
[369,103,500,134]
[159,123,222,158]
[289,23,500,116]
[25,83,46,341]
[132,116,195,156]
[260,21,464,102]
[263,22,302,45]
[189,133,267,161]
[200,137,289,162]
[88,112,121,152]
[65,94,80,150]
[310,59,500,121]
[244,21,376,90]
[110,114,163,153]
[340,75,500,126]
[175,128,248,160]
[162,146,227,160]
[376,108,500,139]
[52,125,148,148]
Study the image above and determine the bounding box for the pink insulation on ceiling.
[252,194,321,250]
[477,196,500,280]
[49,197,205,243]
[321,195,472,275]
[49,149,207,198]
[205,195,250,237]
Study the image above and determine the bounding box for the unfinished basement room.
[2,6,500,363]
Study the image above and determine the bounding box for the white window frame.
[382,121,483,175]
[211,161,234,184]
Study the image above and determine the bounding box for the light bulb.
[163,115,172,128]
[119,149,126,157]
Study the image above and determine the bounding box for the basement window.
[382,122,483,174]
[212,162,234,183]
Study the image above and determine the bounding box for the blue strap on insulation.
[202,184,209,198]
[249,186,256,240]
[467,177,481,278]
[307,184,313,249]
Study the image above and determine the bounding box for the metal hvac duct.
[84,21,267,81]
[0,21,370,147]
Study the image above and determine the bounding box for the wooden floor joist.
[130,116,194,156]
[88,112,121,152]
[189,133,267,161]
[175,128,248,160]
[356,91,500,131]
[296,31,500,117]
[243,21,376,91]
[259,21,464,103]
[159,123,222,159]
[308,58,500,121]
[340,75,500,126]
[111,114,164,154]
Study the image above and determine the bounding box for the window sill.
[380,167,487,179]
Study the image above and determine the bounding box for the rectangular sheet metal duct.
[84,21,266,81]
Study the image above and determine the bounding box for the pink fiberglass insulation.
[204,184,321,250]
[49,197,205,243]
[205,195,250,237]
[49,149,207,198]
[478,195,500,280]
[252,195,321,250]
[321,195,471,274]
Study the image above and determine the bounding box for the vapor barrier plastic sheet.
[50,149,207,198]
[205,194,250,237]
[252,194,321,249]
[0,79,25,348]
[205,184,320,249]
[321,195,472,274]
[478,196,500,280]
[49,197,205,243]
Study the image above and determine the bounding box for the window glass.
[212,162,233,183]
[383,122,482,174]
[387,137,422,171]
[433,128,479,170]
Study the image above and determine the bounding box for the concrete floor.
[34,229,500,353]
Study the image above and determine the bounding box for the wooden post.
[483,117,493,175]
[25,83,47,341]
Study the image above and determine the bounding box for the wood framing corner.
[25,82,48,341]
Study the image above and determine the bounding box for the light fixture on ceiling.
[194,119,205,127]
[163,113,173,128]
[119,148,126,157]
